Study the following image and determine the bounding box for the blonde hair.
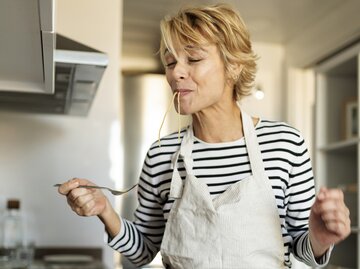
[160,3,258,100]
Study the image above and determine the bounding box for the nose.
[172,61,189,80]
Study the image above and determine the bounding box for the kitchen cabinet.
[0,0,55,94]
[315,42,360,268]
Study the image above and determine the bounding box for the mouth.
[174,89,192,96]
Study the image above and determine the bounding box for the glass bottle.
[3,199,24,267]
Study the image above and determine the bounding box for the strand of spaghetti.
[158,92,178,147]
[177,91,181,141]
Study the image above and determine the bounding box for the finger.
[74,198,102,217]
[87,197,108,216]
[312,198,337,215]
[316,199,345,215]
[72,205,84,216]
[58,178,79,195]
[316,186,327,201]
[319,188,344,201]
[81,199,98,216]
[324,220,351,239]
[66,196,75,209]
[313,189,347,214]
[312,187,327,213]
[325,220,344,235]
[68,196,94,216]
[67,187,93,203]
[74,192,95,208]
[321,209,350,223]
[58,178,97,195]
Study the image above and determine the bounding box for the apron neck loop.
[170,151,183,199]
[240,107,265,179]
[179,126,194,173]
[169,126,194,198]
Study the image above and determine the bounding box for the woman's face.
[164,44,232,115]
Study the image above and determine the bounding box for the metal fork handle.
[54,183,137,195]
[53,183,107,190]
[78,185,137,195]
[78,185,110,191]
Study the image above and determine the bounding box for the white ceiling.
[121,0,346,72]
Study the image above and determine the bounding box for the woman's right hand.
[57,178,121,237]
[58,178,108,217]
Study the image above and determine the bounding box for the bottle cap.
[7,199,20,210]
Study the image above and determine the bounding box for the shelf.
[315,44,359,269]
[318,138,359,153]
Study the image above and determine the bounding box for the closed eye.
[165,61,176,68]
[189,58,201,63]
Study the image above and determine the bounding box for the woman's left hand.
[309,187,351,258]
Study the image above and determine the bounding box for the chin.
[174,106,192,115]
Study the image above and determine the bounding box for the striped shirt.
[108,119,331,268]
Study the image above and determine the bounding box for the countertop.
[30,260,107,269]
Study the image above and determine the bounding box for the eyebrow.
[164,45,208,56]
[185,45,208,53]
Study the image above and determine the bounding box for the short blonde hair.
[160,3,258,100]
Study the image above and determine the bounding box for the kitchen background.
[0,0,360,269]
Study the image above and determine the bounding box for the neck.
[192,102,243,143]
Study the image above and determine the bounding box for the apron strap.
[240,108,266,180]
[169,126,194,198]
[180,126,195,174]
[170,108,265,198]
[169,151,183,199]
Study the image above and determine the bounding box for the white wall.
[0,0,122,268]
[239,41,316,150]
[285,68,316,152]
[241,42,286,121]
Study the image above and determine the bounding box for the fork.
[54,183,138,196]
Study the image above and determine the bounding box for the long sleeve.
[286,133,332,267]
[107,151,166,266]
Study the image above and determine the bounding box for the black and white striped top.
[108,119,330,268]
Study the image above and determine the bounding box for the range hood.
[0,0,108,116]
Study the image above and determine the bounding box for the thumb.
[58,179,79,195]
[312,187,327,214]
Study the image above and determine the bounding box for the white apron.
[160,109,286,269]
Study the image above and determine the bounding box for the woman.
[58,4,351,268]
